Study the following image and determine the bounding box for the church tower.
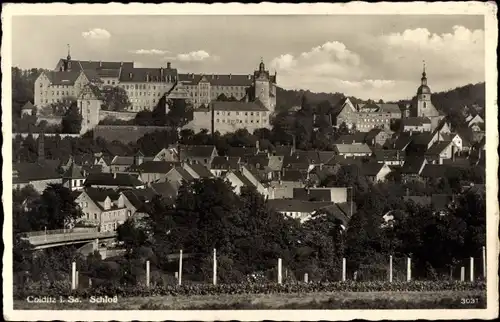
[416,61,433,117]
[254,58,271,113]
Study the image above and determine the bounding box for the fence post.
[277,258,282,284]
[470,257,474,282]
[460,266,465,281]
[389,255,393,283]
[304,273,308,283]
[71,262,76,290]
[407,257,411,282]
[213,248,217,286]
[178,249,183,286]
[342,258,346,281]
[146,260,150,288]
[89,278,92,288]
[175,272,179,280]
[482,246,486,279]
[75,271,79,289]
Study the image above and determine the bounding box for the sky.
[11,15,485,101]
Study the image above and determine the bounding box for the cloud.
[175,50,212,62]
[82,28,111,40]
[129,49,170,55]
[270,26,484,100]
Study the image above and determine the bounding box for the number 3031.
[461,298,479,304]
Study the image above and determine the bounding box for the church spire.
[421,60,427,86]
[259,57,265,72]
[67,43,71,61]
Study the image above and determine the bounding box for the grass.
[14,290,486,310]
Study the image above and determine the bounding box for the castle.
[32,46,277,134]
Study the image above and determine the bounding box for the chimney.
[229,74,232,79]
[129,72,133,79]
[113,172,117,179]
[146,73,150,82]
[167,62,171,69]
[248,74,251,80]
[256,140,260,152]
[120,62,123,66]
[160,67,164,80]
[99,61,102,68]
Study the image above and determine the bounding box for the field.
[14,290,486,310]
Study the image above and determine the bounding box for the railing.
[23,227,98,237]
[25,231,116,246]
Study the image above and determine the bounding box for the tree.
[27,184,83,231]
[166,98,191,128]
[61,103,82,134]
[117,218,150,254]
[101,85,131,111]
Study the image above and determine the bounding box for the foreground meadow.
[14,290,486,310]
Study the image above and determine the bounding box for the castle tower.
[254,58,271,113]
[416,61,432,117]
[64,44,72,71]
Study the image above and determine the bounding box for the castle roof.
[58,59,134,71]
[179,73,254,87]
[212,101,268,112]
[119,66,178,83]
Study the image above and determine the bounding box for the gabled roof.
[334,143,372,154]
[402,117,431,127]
[283,153,310,168]
[170,166,195,182]
[111,156,154,166]
[317,151,336,164]
[412,132,434,146]
[82,187,122,207]
[377,103,402,114]
[420,164,450,178]
[442,157,471,168]
[267,199,334,214]
[361,162,386,176]
[119,66,178,83]
[127,161,178,174]
[179,73,254,87]
[211,156,241,170]
[150,181,178,200]
[186,163,213,178]
[228,170,254,188]
[246,155,270,170]
[84,173,144,187]
[325,155,365,167]
[425,141,452,156]
[272,145,293,156]
[44,70,82,86]
[334,133,366,145]
[13,161,61,183]
[212,101,268,112]
[21,101,36,110]
[293,188,332,202]
[59,59,133,71]
[177,145,217,159]
[226,147,258,157]
[400,156,426,174]
[372,148,405,162]
[121,188,158,211]
[63,163,85,179]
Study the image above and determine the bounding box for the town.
[12,49,486,307]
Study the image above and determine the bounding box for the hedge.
[14,280,485,299]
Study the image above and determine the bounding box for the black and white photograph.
[2,2,498,321]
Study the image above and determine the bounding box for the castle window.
[423,102,427,108]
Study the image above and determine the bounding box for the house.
[424,140,457,164]
[210,156,241,177]
[333,143,372,157]
[126,160,178,184]
[361,162,392,182]
[269,169,306,199]
[150,181,178,205]
[153,147,181,162]
[419,164,450,183]
[12,161,62,193]
[400,157,428,182]
[364,128,392,147]
[401,117,432,133]
[21,101,36,116]
[62,163,86,191]
[75,188,130,232]
[267,199,351,225]
[466,114,484,128]
[282,153,313,172]
[224,166,269,197]
[174,144,218,167]
[110,154,154,173]
[371,148,405,166]
[84,172,145,190]
[226,146,258,158]
[121,188,158,218]
[164,166,195,189]
[334,133,367,145]
[292,187,348,203]
[182,162,214,179]
[246,155,273,181]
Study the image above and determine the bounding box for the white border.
[2,2,498,321]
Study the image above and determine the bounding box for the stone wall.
[99,110,138,121]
